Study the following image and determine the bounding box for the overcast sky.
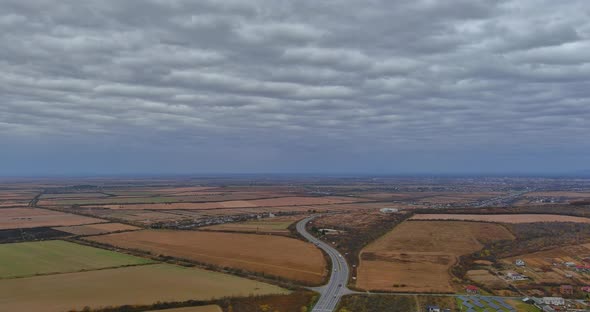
[1,0,589,176]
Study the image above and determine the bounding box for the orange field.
[357,221,514,292]
[87,230,327,284]
[410,214,590,224]
[0,208,106,230]
[99,196,359,210]
[53,222,140,235]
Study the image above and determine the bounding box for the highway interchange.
[296,216,353,312]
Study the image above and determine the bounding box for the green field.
[0,240,153,279]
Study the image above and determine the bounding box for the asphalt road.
[296,216,352,312]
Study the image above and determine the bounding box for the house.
[560,284,574,295]
[581,286,590,293]
[506,272,527,280]
[426,305,440,312]
[542,297,565,306]
[465,285,479,294]
[380,207,399,213]
[515,259,526,266]
[574,264,590,272]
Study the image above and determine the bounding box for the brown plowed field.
[410,214,590,224]
[202,215,301,234]
[357,221,514,293]
[53,222,140,235]
[0,208,106,230]
[0,203,28,207]
[99,196,358,210]
[466,270,508,289]
[87,230,327,284]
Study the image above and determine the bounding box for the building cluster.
[505,271,527,281]
[524,297,566,312]
[154,212,282,229]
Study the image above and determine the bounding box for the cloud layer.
[1,0,590,175]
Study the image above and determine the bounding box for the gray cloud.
[1,0,589,175]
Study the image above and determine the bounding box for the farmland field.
[357,221,514,292]
[202,215,301,234]
[0,207,106,229]
[87,230,327,284]
[466,269,508,289]
[410,214,590,224]
[0,240,153,279]
[0,202,28,207]
[0,263,288,312]
[98,196,360,210]
[40,192,109,199]
[523,191,590,198]
[150,306,222,312]
[38,195,213,206]
[53,222,140,235]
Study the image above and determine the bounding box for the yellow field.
[357,221,514,292]
[0,264,288,312]
[149,305,222,312]
[88,230,327,284]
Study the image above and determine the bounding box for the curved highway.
[296,216,352,312]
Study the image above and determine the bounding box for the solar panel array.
[459,296,516,312]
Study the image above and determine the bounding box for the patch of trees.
[0,227,70,243]
[337,295,416,312]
